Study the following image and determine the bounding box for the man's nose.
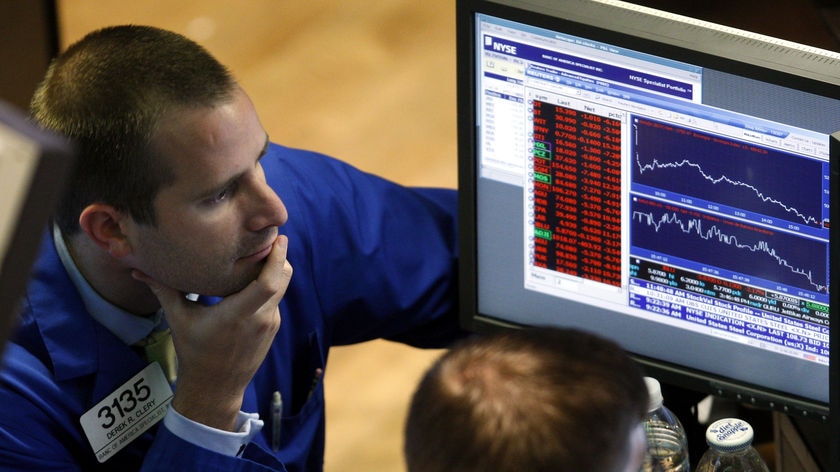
[249,182,288,231]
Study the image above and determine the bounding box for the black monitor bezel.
[0,100,74,353]
[829,131,840,471]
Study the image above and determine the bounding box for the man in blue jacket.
[0,25,462,471]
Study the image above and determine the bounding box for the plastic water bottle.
[640,377,690,471]
[695,418,769,472]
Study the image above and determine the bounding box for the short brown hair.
[404,327,647,472]
[30,25,236,235]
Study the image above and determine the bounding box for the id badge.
[80,362,173,463]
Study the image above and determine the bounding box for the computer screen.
[456,0,840,428]
[0,100,73,353]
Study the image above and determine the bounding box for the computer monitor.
[0,100,73,353]
[457,0,839,464]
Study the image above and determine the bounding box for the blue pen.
[271,391,282,452]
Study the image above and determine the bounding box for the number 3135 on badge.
[80,362,173,463]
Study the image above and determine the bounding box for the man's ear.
[78,204,133,257]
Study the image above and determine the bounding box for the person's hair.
[404,327,648,472]
[30,25,237,236]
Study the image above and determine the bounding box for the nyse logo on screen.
[484,36,518,55]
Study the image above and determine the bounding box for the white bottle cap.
[644,376,664,412]
[705,418,754,452]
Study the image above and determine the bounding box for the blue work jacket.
[0,144,462,471]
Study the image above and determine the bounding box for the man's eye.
[209,184,236,204]
[212,189,230,202]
